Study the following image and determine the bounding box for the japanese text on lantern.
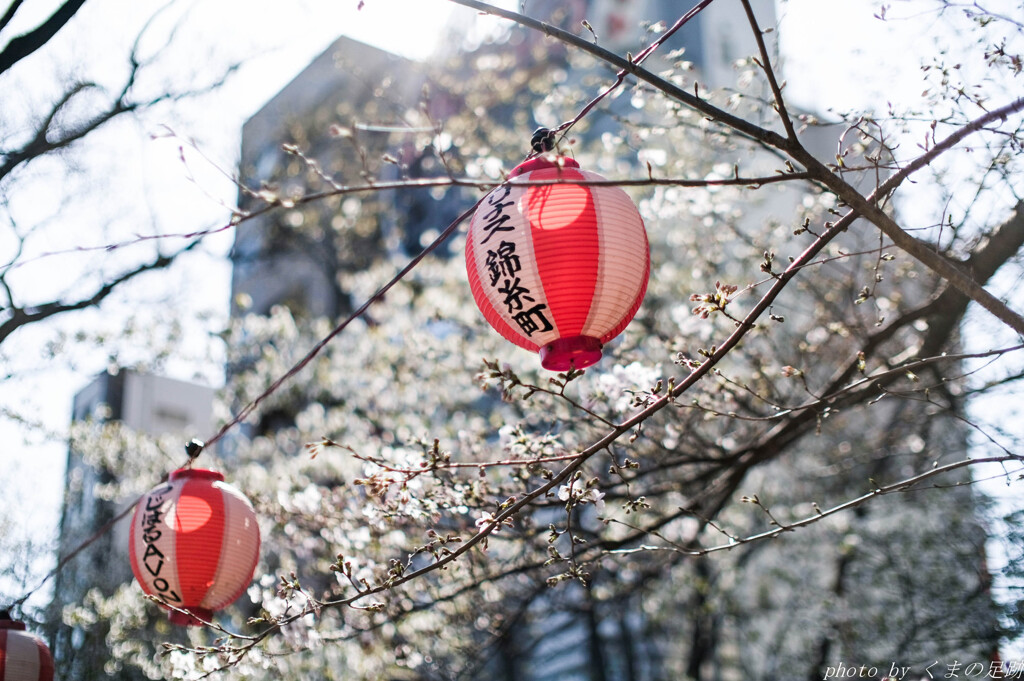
[484,237,552,338]
[140,483,182,604]
[478,184,515,245]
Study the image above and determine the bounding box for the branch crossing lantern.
[128,468,261,626]
[466,152,650,370]
[0,612,54,681]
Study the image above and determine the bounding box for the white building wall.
[119,372,213,437]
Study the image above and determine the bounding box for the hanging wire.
[4,198,484,614]
[9,439,198,610]
[200,200,480,451]
[6,495,142,612]
[547,0,713,147]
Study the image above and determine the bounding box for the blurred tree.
[7,1,1024,680]
[0,1,241,347]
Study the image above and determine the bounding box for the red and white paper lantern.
[0,614,54,681]
[128,468,260,626]
[466,156,650,370]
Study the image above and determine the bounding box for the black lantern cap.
[185,439,205,460]
[531,127,556,153]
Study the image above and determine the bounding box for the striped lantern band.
[466,156,650,371]
[128,468,261,626]
[0,617,54,681]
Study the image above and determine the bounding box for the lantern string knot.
[531,127,556,153]
[184,438,205,466]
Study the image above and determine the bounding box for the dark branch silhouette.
[0,241,199,345]
[0,0,87,75]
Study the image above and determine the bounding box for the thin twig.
[605,455,1024,558]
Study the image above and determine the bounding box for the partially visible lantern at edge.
[0,613,54,681]
[466,156,650,371]
[128,468,261,626]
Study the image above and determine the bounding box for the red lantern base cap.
[169,607,214,627]
[540,336,603,371]
[170,468,224,482]
[509,155,581,178]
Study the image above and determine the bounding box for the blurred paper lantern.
[466,156,650,371]
[128,468,260,626]
[0,612,54,681]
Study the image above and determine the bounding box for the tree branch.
[0,241,199,346]
[450,1,1024,338]
[739,0,797,141]
[1,7,244,185]
[0,83,132,183]
[0,0,24,35]
[791,102,1024,338]
[919,201,1024,352]
[446,0,791,151]
[602,455,1024,559]
[0,0,87,75]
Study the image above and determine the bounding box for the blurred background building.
[50,371,212,680]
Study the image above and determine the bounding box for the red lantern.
[128,468,260,626]
[466,156,650,370]
[0,613,54,681]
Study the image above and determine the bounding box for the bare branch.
[0,85,132,183]
[1,9,244,184]
[919,200,1024,351]
[0,0,25,34]
[739,0,797,141]
[0,240,200,345]
[446,0,790,150]
[0,0,87,75]
[604,455,1024,559]
[792,101,1024,337]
